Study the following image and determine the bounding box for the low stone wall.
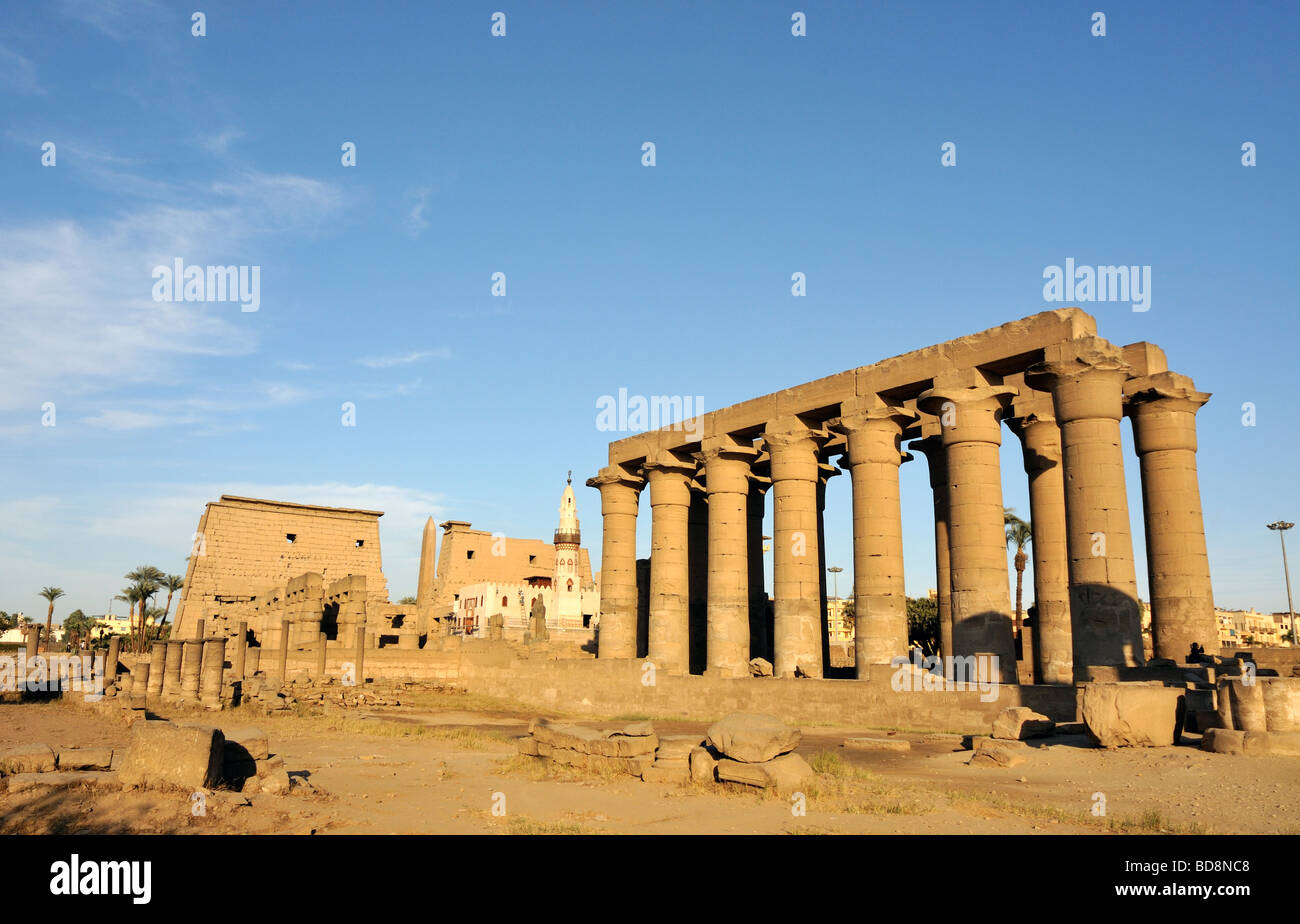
[458,657,1077,732]
[1221,647,1300,675]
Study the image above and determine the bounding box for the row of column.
[590,336,1216,682]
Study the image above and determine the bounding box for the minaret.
[416,516,438,607]
[553,472,582,627]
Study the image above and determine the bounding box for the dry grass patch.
[805,751,932,816]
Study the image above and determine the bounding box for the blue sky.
[1,1,1296,622]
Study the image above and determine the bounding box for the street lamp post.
[1267,521,1296,647]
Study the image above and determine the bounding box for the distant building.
[1217,607,1292,648]
[89,613,132,640]
[173,495,390,639]
[444,476,599,635]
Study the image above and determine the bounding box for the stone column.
[702,437,757,677]
[831,399,917,675]
[688,482,709,674]
[147,642,166,698]
[764,418,826,678]
[316,631,328,681]
[353,625,367,686]
[918,371,1018,682]
[746,473,772,663]
[586,466,645,660]
[162,639,184,700]
[1028,338,1144,672]
[644,453,696,673]
[24,626,38,659]
[131,662,150,708]
[1007,392,1073,684]
[909,433,952,660]
[200,638,226,710]
[180,639,203,702]
[816,462,839,673]
[105,636,121,684]
[277,618,291,680]
[1125,371,1216,661]
[232,620,248,680]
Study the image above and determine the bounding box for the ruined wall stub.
[173,495,389,638]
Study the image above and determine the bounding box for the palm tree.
[116,586,143,653]
[125,566,164,653]
[1004,511,1033,634]
[154,574,184,641]
[38,587,65,653]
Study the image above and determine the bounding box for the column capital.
[700,437,756,495]
[762,418,827,482]
[642,452,696,507]
[586,465,645,493]
[829,397,917,466]
[1124,371,1211,455]
[1025,336,1133,423]
[918,370,1017,446]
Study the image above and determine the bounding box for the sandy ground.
[2,696,1297,835]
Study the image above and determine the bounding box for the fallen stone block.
[1080,683,1185,748]
[1217,677,1266,732]
[715,758,771,788]
[642,760,689,784]
[748,657,774,677]
[967,737,1028,768]
[118,722,224,790]
[1200,727,1276,756]
[656,735,705,762]
[764,753,814,796]
[259,769,291,794]
[533,723,607,753]
[689,746,717,783]
[706,712,801,763]
[618,721,655,737]
[516,736,540,757]
[0,744,56,775]
[56,747,113,771]
[843,736,910,753]
[715,753,814,795]
[1261,678,1300,732]
[222,726,270,761]
[991,706,1055,740]
[7,770,120,793]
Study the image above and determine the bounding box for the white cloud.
[0,168,344,417]
[405,187,432,235]
[0,45,44,95]
[198,128,246,156]
[354,349,450,369]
